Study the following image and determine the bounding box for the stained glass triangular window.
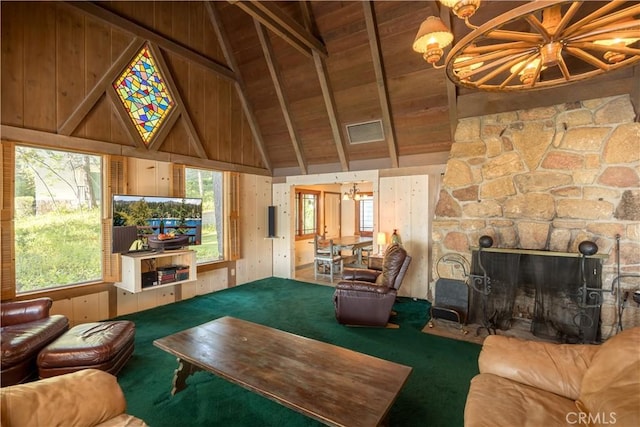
[113,45,175,145]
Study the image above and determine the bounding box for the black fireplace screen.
[470,250,602,343]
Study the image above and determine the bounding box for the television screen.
[112,195,203,253]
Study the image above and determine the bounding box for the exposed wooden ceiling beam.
[58,37,146,135]
[63,1,236,83]
[255,20,308,175]
[300,1,349,172]
[312,54,349,171]
[205,1,273,173]
[150,44,208,159]
[362,1,398,169]
[231,1,327,59]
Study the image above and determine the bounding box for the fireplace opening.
[469,247,604,343]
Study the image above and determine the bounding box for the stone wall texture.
[431,95,640,338]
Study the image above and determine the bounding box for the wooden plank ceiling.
[81,1,640,175]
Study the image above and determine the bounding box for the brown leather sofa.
[464,326,640,427]
[334,243,411,326]
[0,368,147,426]
[1,298,69,386]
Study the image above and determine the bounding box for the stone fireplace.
[468,247,604,343]
[430,95,640,340]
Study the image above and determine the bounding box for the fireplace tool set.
[429,235,498,336]
[608,235,640,335]
[468,236,499,336]
[429,253,470,334]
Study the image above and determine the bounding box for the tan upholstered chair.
[464,327,640,427]
[0,368,147,426]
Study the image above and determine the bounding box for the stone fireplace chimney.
[431,95,640,339]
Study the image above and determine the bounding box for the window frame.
[294,189,320,240]
[355,193,374,237]
[184,166,226,265]
[13,144,104,294]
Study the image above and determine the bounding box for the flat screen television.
[112,194,203,254]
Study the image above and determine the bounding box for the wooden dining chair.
[314,236,343,282]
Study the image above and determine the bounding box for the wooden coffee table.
[153,316,412,427]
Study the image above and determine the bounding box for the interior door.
[324,192,341,238]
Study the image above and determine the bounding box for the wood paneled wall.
[271,167,444,299]
[1,2,265,172]
[378,174,432,299]
[236,174,274,284]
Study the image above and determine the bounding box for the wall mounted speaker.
[267,206,276,238]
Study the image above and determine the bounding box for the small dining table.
[318,235,373,266]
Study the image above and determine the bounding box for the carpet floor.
[115,277,481,426]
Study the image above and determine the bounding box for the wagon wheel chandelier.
[413,1,640,91]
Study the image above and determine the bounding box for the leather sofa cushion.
[0,369,129,427]
[577,327,640,427]
[478,334,598,400]
[464,373,578,427]
[37,321,135,369]
[341,268,380,282]
[335,280,391,294]
[1,298,53,326]
[1,315,69,368]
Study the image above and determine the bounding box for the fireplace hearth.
[469,246,606,343]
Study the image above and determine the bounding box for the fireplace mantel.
[470,247,609,260]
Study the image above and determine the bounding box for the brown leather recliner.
[334,244,411,327]
[1,297,69,387]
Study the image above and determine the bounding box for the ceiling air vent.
[346,120,384,144]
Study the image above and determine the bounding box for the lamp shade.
[377,232,387,246]
[412,16,453,53]
[438,0,481,19]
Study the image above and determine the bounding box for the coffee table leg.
[171,358,202,395]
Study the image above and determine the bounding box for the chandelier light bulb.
[343,183,362,201]
[415,1,640,90]
[453,53,483,80]
[510,58,547,85]
[594,37,640,64]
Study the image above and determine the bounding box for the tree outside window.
[295,190,319,239]
[185,167,224,263]
[14,146,102,293]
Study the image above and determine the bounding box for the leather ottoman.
[37,321,135,379]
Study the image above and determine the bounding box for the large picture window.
[295,190,319,239]
[185,167,224,263]
[14,146,102,293]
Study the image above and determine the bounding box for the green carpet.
[115,278,481,426]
